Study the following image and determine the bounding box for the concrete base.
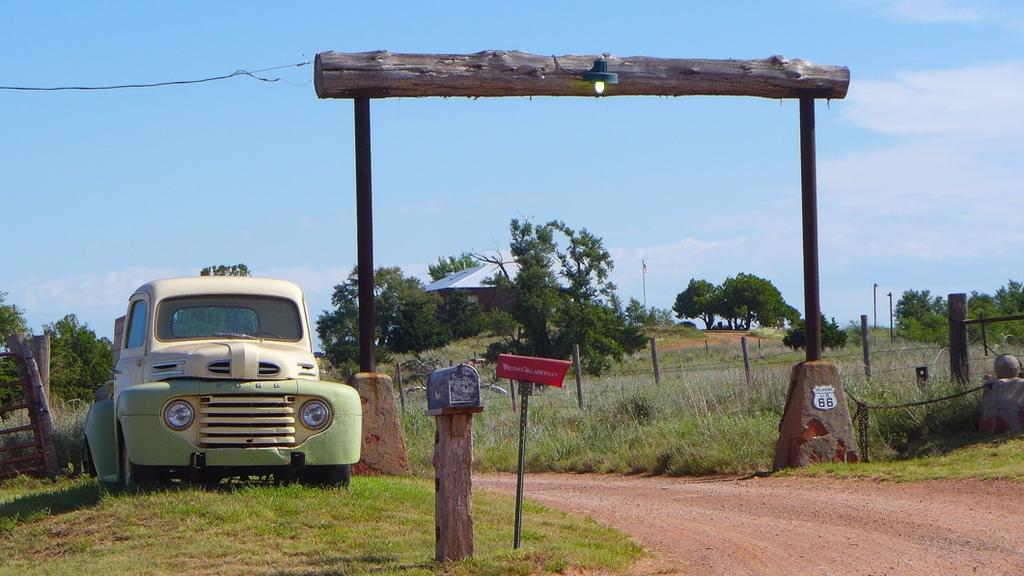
[979,378,1024,435]
[773,361,859,470]
[348,372,411,476]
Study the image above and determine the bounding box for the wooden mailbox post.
[427,364,483,562]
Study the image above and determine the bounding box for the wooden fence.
[0,334,58,479]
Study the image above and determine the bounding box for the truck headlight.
[163,400,194,430]
[300,399,330,430]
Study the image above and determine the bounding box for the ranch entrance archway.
[312,50,850,372]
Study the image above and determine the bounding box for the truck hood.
[145,340,319,382]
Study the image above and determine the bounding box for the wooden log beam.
[314,50,849,100]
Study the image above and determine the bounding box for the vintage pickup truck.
[83,276,361,487]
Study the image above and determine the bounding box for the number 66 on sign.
[812,385,837,410]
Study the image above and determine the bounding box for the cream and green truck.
[83,277,362,487]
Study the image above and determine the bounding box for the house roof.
[424,264,515,291]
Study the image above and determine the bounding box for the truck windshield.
[155,295,302,342]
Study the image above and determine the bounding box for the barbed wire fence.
[391,319,1022,461]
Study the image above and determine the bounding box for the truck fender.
[84,398,119,483]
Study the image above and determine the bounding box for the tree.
[718,273,797,330]
[486,219,645,375]
[490,219,559,358]
[0,292,28,339]
[673,279,721,329]
[200,264,251,277]
[44,315,113,401]
[994,280,1024,315]
[547,221,616,301]
[783,315,848,350]
[895,289,947,344]
[428,253,478,282]
[317,266,450,371]
[439,290,486,340]
[0,292,29,404]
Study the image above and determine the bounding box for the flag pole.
[642,259,648,309]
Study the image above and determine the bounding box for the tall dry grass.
[401,336,1013,476]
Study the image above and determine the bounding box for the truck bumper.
[116,378,362,469]
[120,412,362,467]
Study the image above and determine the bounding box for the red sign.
[495,354,571,387]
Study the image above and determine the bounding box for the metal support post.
[354,97,375,372]
[799,96,822,361]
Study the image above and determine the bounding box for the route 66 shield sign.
[812,385,837,411]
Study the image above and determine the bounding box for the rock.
[993,354,1021,379]
[773,361,859,469]
[348,372,411,475]
[979,374,1024,435]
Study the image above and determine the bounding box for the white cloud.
[611,238,745,282]
[842,63,1024,138]
[261,265,350,295]
[10,266,188,312]
[823,59,1024,263]
[820,137,1024,260]
[877,0,986,23]
[608,237,752,308]
[822,141,1016,208]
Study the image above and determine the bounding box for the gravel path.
[475,473,1024,576]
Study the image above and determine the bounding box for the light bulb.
[594,81,605,94]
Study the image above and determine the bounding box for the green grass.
[784,434,1024,482]
[396,333,1019,478]
[0,476,641,576]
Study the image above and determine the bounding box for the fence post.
[860,314,872,380]
[980,314,989,356]
[572,344,584,409]
[395,363,405,414]
[30,335,50,401]
[948,293,969,388]
[650,337,661,384]
[741,336,752,387]
[705,336,709,354]
[6,334,58,478]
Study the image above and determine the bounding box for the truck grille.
[198,395,297,447]
[205,360,281,377]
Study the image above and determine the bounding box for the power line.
[0,61,309,92]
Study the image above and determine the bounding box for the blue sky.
[3,0,1023,343]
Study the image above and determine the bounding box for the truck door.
[115,295,150,391]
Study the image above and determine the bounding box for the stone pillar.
[773,361,859,469]
[979,355,1024,435]
[348,372,410,475]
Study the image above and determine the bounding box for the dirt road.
[476,473,1024,576]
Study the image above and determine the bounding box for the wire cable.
[0,61,309,92]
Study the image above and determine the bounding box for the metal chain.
[846,383,987,462]
[853,401,871,462]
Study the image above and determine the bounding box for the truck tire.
[301,464,351,488]
[83,438,97,478]
[119,433,157,489]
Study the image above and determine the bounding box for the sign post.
[512,380,532,550]
[495,354,571,550]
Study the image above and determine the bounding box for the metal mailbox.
[427,363,481,411]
